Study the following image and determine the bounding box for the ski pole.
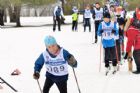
[99,41,102,72]
[72,68,81,93]
[0,77,18,92]
[37,79,43,93]
[115,41,120,71]
[92,30,94,44]
[99,36,103,72]
[92,20,95,44]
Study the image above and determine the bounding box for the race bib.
[43,48,68,76]
[45,60,68,76]
[102,31,114,40]
[95,13,103,20]
[47,65,65,74]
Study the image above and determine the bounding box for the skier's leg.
[111,46,118,73]
[43,78,54,93]
[84,18,87,32]
[105,60,110,68]
[94,21,99,43]
[56,81,67,93]
[57,17,61,31]
[72,21,75,31]
[104,48,111,74]
[53,16,56,31]
[88,19,91,32]
[75,21,78,31]
[133,50,140,73]
[112,58,117,66]
[105,48,110,68]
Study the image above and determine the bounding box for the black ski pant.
[53,16,61,31]
[72,21,78,31]
[133,49,140,72]
[94,20,101,41]
[84,18,91,32]
[43,77,67,93]
[116,40,121,61]
[104,46,117,67]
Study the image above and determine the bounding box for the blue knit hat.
[44,36,57,46]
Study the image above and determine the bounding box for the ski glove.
[33,71,40,79]
[124,52,128,60]
[112,29,116,34]
[67,56,77,68]
[92,15,95,19]
[100,30,104,34]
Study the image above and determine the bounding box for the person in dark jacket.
[53,6,64,31]
[93,2,104,43]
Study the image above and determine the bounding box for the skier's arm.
[63,49,77,68]
[53,6,58,17]
[72,14,74,20]
[113,22,119,35]
[34,54,45,73]
[97,23,103,36]
[92,9,96,19]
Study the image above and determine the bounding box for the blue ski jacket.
[97,21,119,48]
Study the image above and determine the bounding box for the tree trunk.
[8,6,16,22]
[0,9,4,26]
[61,0,65,13]
[14,6,21,27]
[4,8,7,22]
[34,6,38,17]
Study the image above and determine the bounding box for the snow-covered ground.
[4,15,84,27]
[0,13,140,93]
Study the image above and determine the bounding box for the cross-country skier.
[72,6,79,31]
[98,12,119,75]
[109,5,126,64]
[53,6,65,31]
[33,36,77,93]
[109,5,117,22]
[116,17,125,63]
[80,4,92,32]
[124,7,140,74]
[93,2,104,43]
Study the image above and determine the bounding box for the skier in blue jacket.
[33,35,77,93]
[98,12,119,75]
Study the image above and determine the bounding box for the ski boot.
[112,66,117,74]
[105,67,110,76]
